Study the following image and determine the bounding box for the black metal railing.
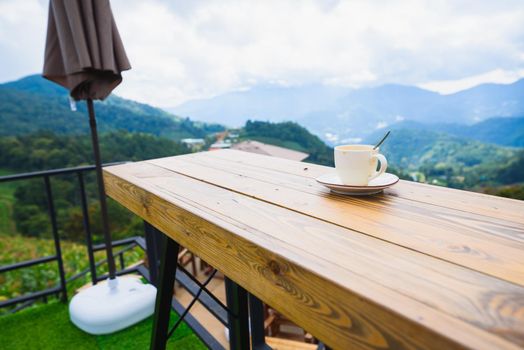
[0,165,327,350]
[0,164,235,348]
[0,163,125,309]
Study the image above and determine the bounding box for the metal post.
[78,171,97,285]
[86,98,116,280]
[119,253,125,270]
[150,234,180,350]
[249,293,272,350]
[144,221,160,286]
[225,278,250,350]
[44,176,67,302]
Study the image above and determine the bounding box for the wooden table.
[104,149,524,350]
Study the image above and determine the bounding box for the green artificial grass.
[0,301,207,350]
[0,302,96,350]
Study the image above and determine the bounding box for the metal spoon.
[373,130,390,150]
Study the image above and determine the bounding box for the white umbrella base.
[69,277,157,335]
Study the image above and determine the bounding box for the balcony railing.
[0,164,126,309]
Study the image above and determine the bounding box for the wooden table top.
[103,149,524,350]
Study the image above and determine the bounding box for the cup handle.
[369,154,387,181]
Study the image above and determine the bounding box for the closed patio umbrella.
[43,0,130,101]
[43,0,156,335]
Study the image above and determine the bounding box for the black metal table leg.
[144,222,161,285]
[249,293,272,350]
[225,277,250,350]
[150,232,180,350]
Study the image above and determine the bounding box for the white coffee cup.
[334,144,388,186]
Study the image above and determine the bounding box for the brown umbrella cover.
[43,0,131,100]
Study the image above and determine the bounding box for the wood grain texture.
[104,160,524,350]
[265,337,317,350]
[203,149,524,225]
[147,153,524,286]
[174,151,524,244]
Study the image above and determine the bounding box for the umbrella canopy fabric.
[43,0,130,100]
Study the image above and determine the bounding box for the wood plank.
[183,151,524,245]
[265,337,317,350]
[104,162,524,350]
[203,149,524,225]
[147,155,524,286]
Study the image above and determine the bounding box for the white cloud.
[341,137,362,144]
[376,121,388,129]
[0,0,523,107]
[419,68,524,94]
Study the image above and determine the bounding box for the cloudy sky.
[1,0,523,107]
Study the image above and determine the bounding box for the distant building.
[181,138,205,151]
[231,140,309,161]
[209,142,231,151]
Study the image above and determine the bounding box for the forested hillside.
[242,120,334,166]
[0,131,188,172]
[0,130,191,304]
[364,128,524,191]
[235,120,524,195]
[0,75,224,139]
[0,131,190,241]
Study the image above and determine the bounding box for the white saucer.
[316,172,399,196]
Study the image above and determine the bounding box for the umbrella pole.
[87,99,117,281]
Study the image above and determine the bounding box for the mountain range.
[3,75,524,149]
[170,79,524,144]
[0,74,523,196]
[371,117,524,148]
[0,75,223,139]
[363,128,518,171]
